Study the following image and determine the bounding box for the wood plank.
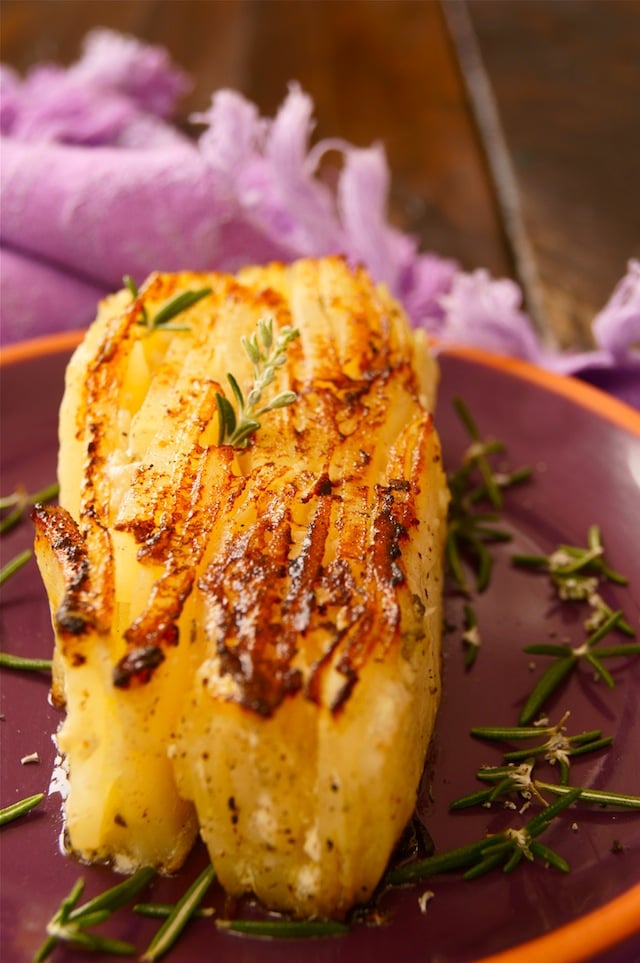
[241,0,511,277]
[468,0,640,347]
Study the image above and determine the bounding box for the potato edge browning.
[35,256,449,914]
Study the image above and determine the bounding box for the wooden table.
[2,0,638,351]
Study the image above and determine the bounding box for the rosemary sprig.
[452,764,640,812]
[446,397,531,596]
[0,791,44,826]
[0,481,58,535]
[35,867,154,962]
[386,787,581,886]
[124,275,211,334]
[470,711,613,784]
[216,316,299,448]
[140,864,216,962]
[520,610,640,724]
[0,651,52,673]
[513,525,634,635]
[0,548,32,586]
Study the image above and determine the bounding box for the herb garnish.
[445,397,531,667]
[140,865,216,962]
[449,709,640,813]
[0,791,44,826]
[386,787,582,885]
[0,482,59,536]
[216,918,350,938]
[0,651,52,673]
[461,603,480,669]
[215,316,299,448]
[520,610,640,725]
[446,396,531,592]
[0,548,32,587]
[0,482,59,587]
[34,867,154,961]
[513,525,634,634]
[123,275,212,334]
[456,765,640,812]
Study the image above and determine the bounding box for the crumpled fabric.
[1,29,638,408]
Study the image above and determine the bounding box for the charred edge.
[304,620,350,705]
[113,645,165,688]
[124,619,179,652]
[216,644,304,717]
[373,500,409,586]
[300,472,333,503]
[32,504,95,637]
[330,659,359,714]
[56,610,91,637]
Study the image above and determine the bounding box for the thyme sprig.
[0,791,44,826]
[216,317,299,448]
[520,609,640,724]
[124,275,211,334]
[0,481,58,535]
[34,867,155,961]
[386,787,581,885]
[446,397,532,596]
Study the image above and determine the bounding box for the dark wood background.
[2,0,639,351]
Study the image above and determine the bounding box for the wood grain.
[469,0,640,347]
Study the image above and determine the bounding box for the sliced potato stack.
[34,257,449,918]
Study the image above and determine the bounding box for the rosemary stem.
[0,652,52,673]
[134,903,214,919]
[535,781,640,810]
[0,549,32,586]
[216,919,349,939]
[384,838,489,885]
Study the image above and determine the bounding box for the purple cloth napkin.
[1,29,638,409]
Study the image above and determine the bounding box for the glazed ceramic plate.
[1,334,639,963]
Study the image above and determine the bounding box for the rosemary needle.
[134,903,214,919]
[35,868,154,961]
[123,274,211,333]
[0,481,58,535]
[536,781,640,810]
[520,610,640,725]
[141,864,216,962]
[0,791,44,826]
[216,918,350,939]
[388,787,581,886]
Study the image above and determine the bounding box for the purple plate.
[1,336,639,963]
